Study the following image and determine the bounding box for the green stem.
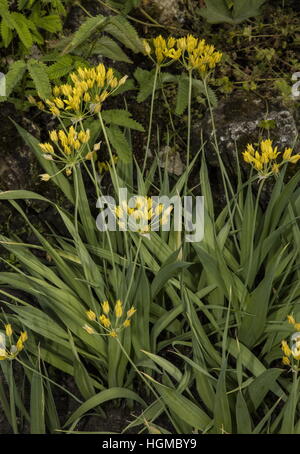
[124,236,142,306]
[142,64,160,177]
[98,111,120,193]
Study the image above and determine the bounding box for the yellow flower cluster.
[143,36,181,65]
[0,324,28,361]
[281,315,300,367]
[39,126,91,180]
[83,300,136,338]
[114,196,173,236]
[242,139,300,177]
[29,64,128,120]
[143,34,222,74]
[177,35,222,74]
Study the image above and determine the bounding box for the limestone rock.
[142,0,186,26]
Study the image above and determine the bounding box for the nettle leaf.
[200,0,266,24]
[27,60,51,99]
[91,36,132,63]
[192,79,218,107]
[102,109,144,131]
[106,125,132,163]
[134,67,156,103]
[0,19,13,47]
[4,59,27,97]
[175,74,189,115]
[107,0,141,14]
[10,11,33,48]
[0,1,16,36]
[36,14,62,33]
[17,0,28,9]
[68,15,107,51]
[233,0,266,23]
[47,55,74,80]
[105,15,143,53]
[199,0,234,24]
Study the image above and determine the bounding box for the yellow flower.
[40,173,51,182]
[20,331,28,343]
[272,163,279,174]
[83,324,95,335]
[281,340,292,357]
[39,143,55,154]
[0,348,7,360]
[123,319,131,328]
[16,337,24,352]
[102,300,110,315]
[99,315,111,328]
[177,37,187,50]
[127,307,136,318]
[109,330,118,338]
[289,154,300,164]
[49,130,58,142]
[86,310,96,321]
[283,147,292,161]
[115,300,123,319]
[5,324,13,337]
[28,95,36,104]
[282,356,291,366]
[288,315,296,325]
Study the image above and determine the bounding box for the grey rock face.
[192,91,299,177]
[142,0,186,26]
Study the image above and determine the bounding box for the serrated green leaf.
[175,73,189,115]
[11,12,33,48]
[106,125,132,163]
[91,36,132,63]
[102,109,144,131]
[27,59,51,99]
[105,15,143,53]
[68,15,106,51]
[4,59,27,97]
[0,19,13,47]
[200,0,266,24]
[134,67,156,103]
[47,55,74,80]
[37,14,62,33]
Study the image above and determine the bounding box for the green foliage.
[106,0,141,14]
[200,0,267,24]
[0,0,65,50]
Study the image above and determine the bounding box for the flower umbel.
[143,35,182,66]
[281,315,300,368]
[114,196,173,237]
[0,325,28,361]
[143,34,222,76]
[177,34,222,75]
[242,139,300,178]
[83,300,136,338]
[38,126,91,179]
[32,64,128,120]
